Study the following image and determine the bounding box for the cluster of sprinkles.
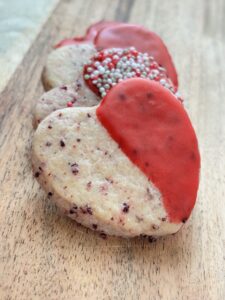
[83,47,180,99]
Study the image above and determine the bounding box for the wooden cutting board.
[0,0,224,299]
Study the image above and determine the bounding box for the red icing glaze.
[55,21,121,48]
[97,79,200,223]
[85,21,121,42]
[94,24,178,88]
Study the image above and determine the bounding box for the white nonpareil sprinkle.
[84,47,178,99]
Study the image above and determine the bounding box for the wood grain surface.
[0,0,225,299]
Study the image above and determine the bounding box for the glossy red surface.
[97,79,200,223]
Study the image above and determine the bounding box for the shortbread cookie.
[53,21,178,88]
[42,43,97,90]
[32,79,200,237]
[94,23,178,88]
[33,82,100,128]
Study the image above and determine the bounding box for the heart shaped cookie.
[55,20,121,48]
[95,23,178,88]
[83,47,178,98]
[43,21,178,91]
[32,78,200,237]
[35,47,180,127]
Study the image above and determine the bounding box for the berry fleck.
[80,205,93,215]
[86,206,93,215]
[71,163,79,175]
[60,140,65,147]
[152,224,159,230]
[122,203,130,213]
[69,205,78,214]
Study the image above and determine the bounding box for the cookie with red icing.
[83,47,180,99]
[36,47,181,126]
[55,20,120,48]
[94,23,178,88]
[43,21,178,91]
[32,78,200,237]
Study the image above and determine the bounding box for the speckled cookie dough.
[32,107,182,238]
[42,43,97,90]
[33,81,100,128]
